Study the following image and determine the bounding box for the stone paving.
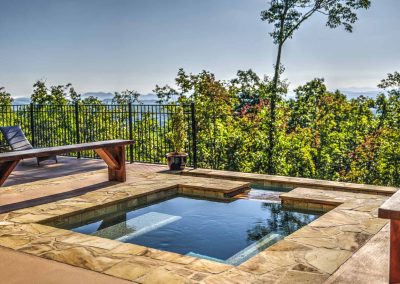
[0,160,396,283]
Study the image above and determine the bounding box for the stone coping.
[183,168,398,196]
[0,166,393,283]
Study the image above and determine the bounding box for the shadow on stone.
[0,181,115,214]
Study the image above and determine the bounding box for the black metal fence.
[0,103,197,167]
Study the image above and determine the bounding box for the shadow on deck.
[1,157,168,213]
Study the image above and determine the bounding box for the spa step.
[92,212,181,241]
[225,233,283,265]
[186,233,283,266]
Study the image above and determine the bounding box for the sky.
[1,0,399,98]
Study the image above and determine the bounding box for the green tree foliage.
[154,68,238,169]
[261,0,371,174]
[347,72,400,185]
[29,81,80,148]
[166,98,188,154]
[1,70,399,186]
[31,80,78,104]
[112,90,142,105]
[0,87,14,149]
[0,87,13,105]
[155,69,399,186]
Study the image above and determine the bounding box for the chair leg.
[0,160,20,186]
[95,146,126,182]
[36,156,57,165]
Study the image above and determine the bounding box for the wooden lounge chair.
[0,125,57,165]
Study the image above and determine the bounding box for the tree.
[230,70,267,111]
[261,0,371,174]
[31,80,78,104]
[0,87,13,105]
[112,90,141,105]
[154,68,237,169]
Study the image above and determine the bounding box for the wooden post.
[95,146,126,182]
[379,189,400,284]
[390,220,400,283]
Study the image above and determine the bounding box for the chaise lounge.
[0,125,57,165]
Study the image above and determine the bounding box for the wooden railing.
[379,190,400,284]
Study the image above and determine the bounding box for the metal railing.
[0,103,197,168]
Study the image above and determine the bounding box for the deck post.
[390,220,400,283]
[378,189,400,284]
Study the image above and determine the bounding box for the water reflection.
[247,202,317,242]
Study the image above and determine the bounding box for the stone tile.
[304,248,352,274]
[186,259,232,274]
[58,234,121,250]
[239,250,298,275]
[108,243,148,257]
[190,272,209,281]
[0,234,34,249]
[10,213,58,223]
[267,240,312,252]
[104,260,152,281]
[203,269,264,284]
[135,267,193,284]
[277,270,329,284]
[335,231,371,252]
[18,237,56,255]
[41,246,122,272]
[19,223,58,235]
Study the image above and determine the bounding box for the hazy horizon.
[1,0,399,98]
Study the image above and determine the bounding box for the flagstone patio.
[0,157,396,283]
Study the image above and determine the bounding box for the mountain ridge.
[11,89,381,105]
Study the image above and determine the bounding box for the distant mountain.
[81,92,113,100]
[12,97,31,105]
[339,89,380,99]
[11,89,381,105]
[11,92,160,105]
[82,92,159,104]
[287,89,381,100]
[140,94,159,101]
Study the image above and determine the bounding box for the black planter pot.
[166,152,188,171]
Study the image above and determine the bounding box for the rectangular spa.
[48,191,321,265]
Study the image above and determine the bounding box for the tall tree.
[261,0,371,174]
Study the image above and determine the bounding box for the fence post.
[75,102,81,159]
[30,103,35,147]
[128,102,133,163]
[190,102,197,169]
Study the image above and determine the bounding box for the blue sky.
[1,0,399,97]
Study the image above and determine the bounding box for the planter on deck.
[166,152,188,171]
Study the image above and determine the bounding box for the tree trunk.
[267,41,283,175]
